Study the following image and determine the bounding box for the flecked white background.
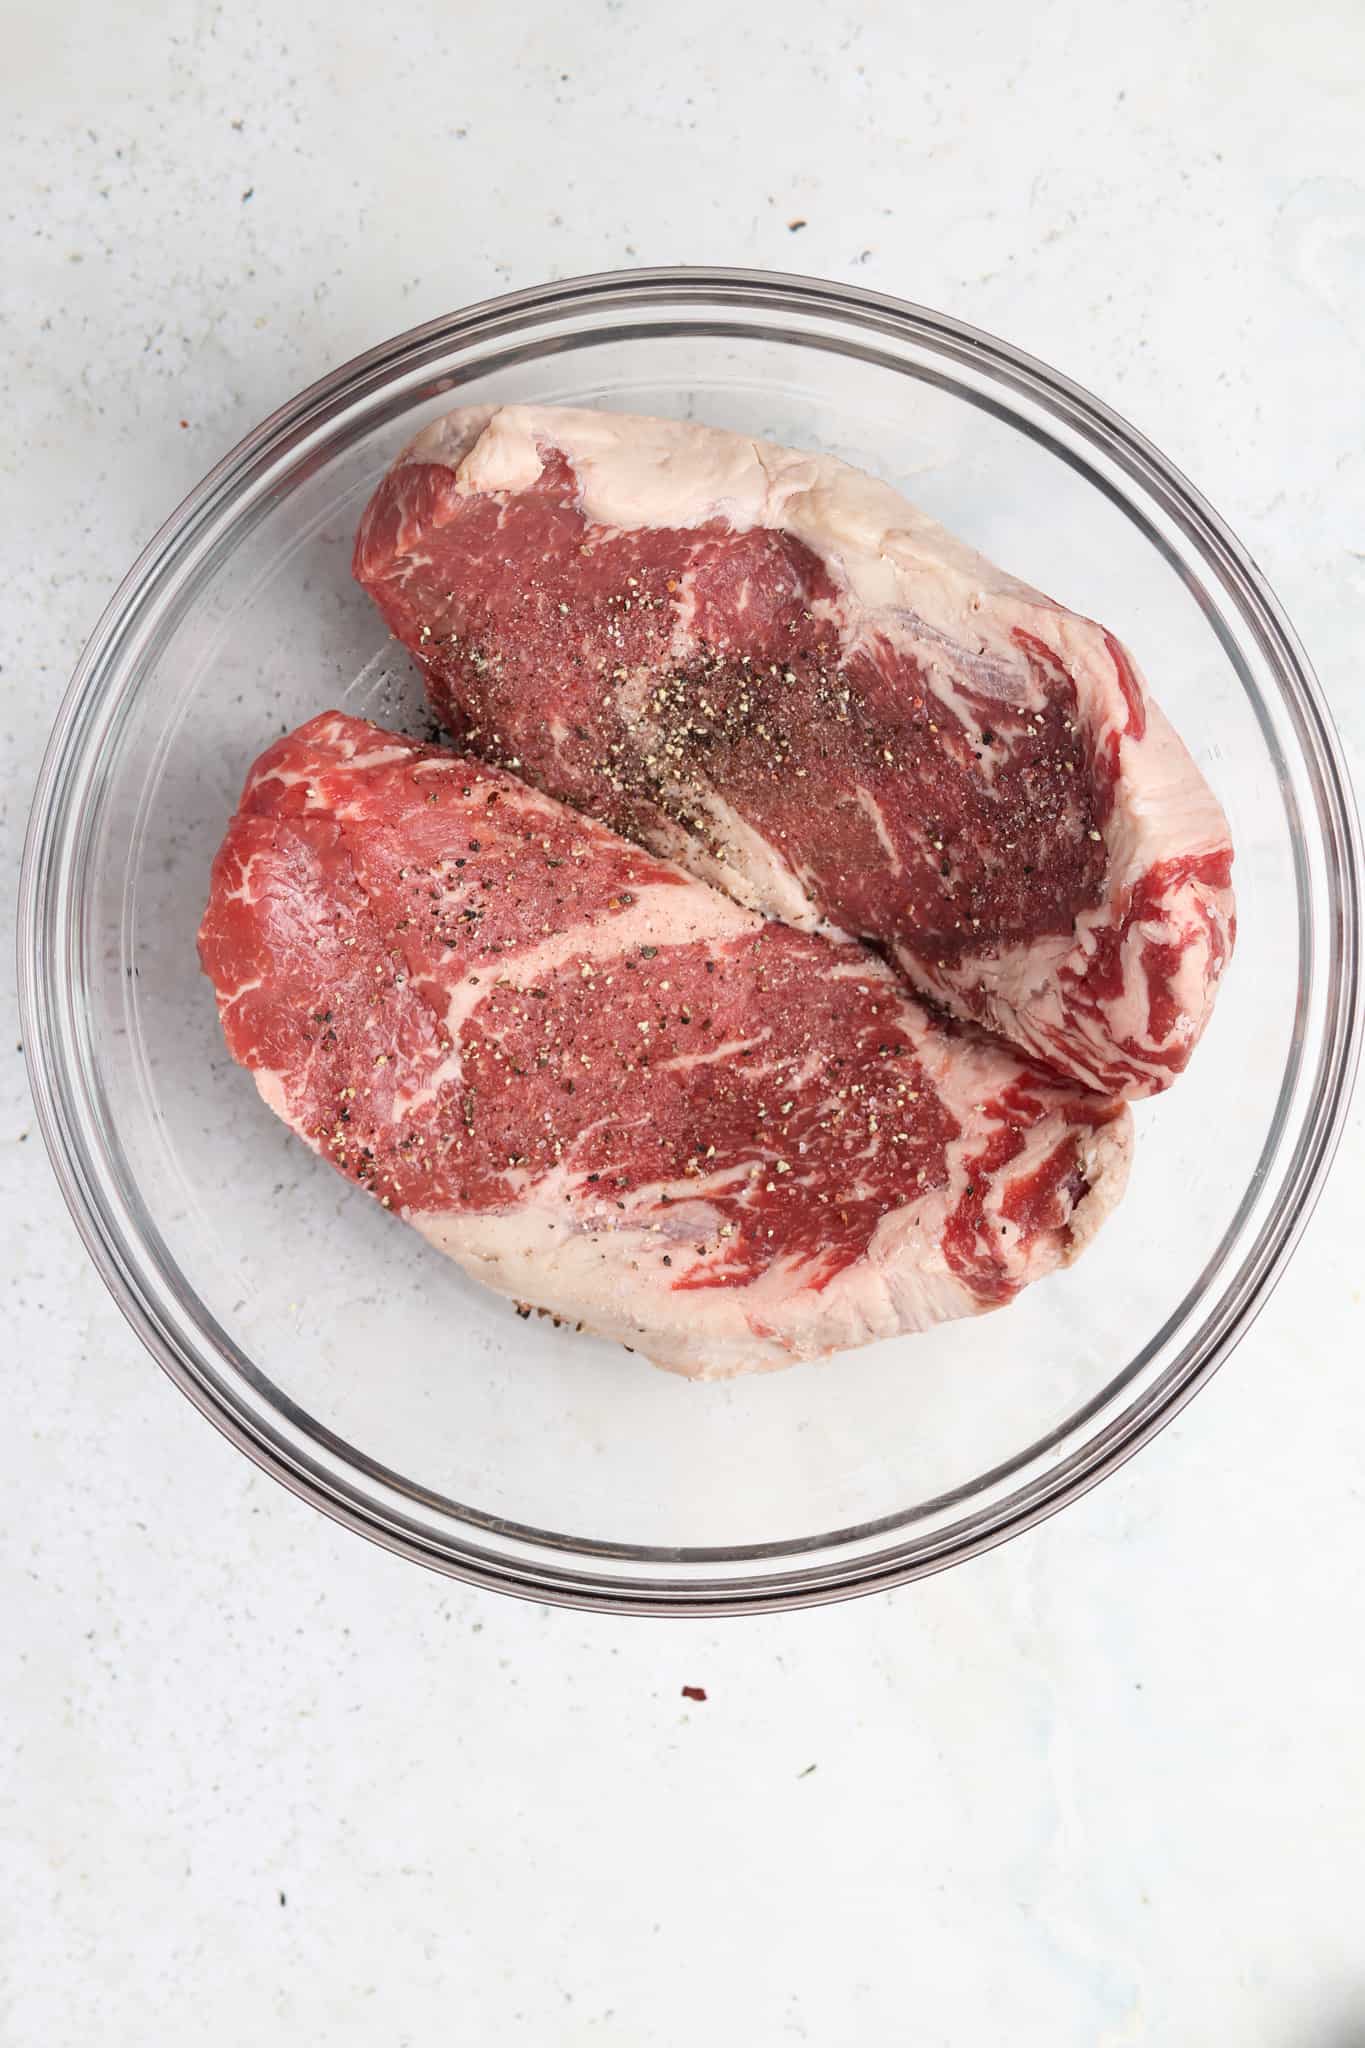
[4,4,1364,2043]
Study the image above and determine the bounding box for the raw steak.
[199,713,1132,1379]
[355,405,1235,1099]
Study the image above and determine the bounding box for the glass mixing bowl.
[20,269,1362,1614]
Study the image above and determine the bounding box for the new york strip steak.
[199,713,1132,1378]
[355,405,1235,1098]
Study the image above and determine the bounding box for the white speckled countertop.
[4,4,1363,2041]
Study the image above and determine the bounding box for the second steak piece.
[199,714,1131,1380]
[355,404,1235,1099]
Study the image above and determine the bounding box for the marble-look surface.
[3,4,1362,2042]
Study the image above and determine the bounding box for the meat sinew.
[355,405,1235,1099]
[199,713,1132,1379]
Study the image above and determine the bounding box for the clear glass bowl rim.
[18,265,1364,1615]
